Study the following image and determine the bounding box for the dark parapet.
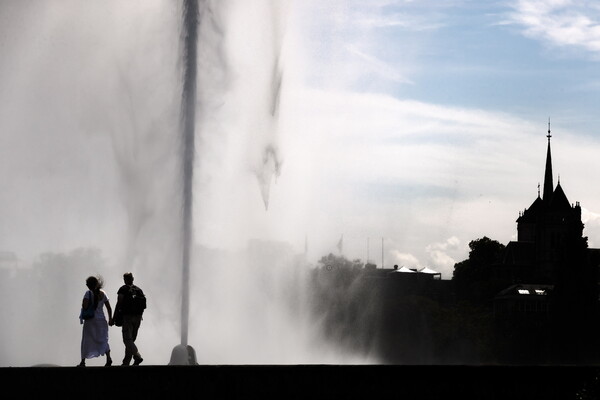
[3,365,599,400]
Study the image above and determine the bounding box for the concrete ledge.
[3,365,599,399]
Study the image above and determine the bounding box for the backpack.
[80,290,96,320]
[122,285,147,315]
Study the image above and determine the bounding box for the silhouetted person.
[113,272,146,366]
[78,275,113,367]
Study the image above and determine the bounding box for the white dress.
[80,289,110,359]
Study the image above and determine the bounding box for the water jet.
[170,0,199,366]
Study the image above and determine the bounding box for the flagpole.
[381,237,384,269]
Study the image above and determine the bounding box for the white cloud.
[582,208,600,249]
[507,0,600,57]
[426,236,461,252]
[389,250,422,268]
[427,250,457,270]
[583,208,600,225]
[425,237,461,275]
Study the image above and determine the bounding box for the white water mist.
[0,1,374,366]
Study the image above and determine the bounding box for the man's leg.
[131,315,143,365]
[122,315,139,366]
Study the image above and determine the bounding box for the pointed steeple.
[543,118,553,201]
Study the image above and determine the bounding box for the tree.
[317,253,363,272]
[452,237,506,304]
[310,253,375,355]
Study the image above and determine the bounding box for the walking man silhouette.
[113,272,146,366]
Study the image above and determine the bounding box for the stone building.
[496,124,596,284]
[492,123,600,362]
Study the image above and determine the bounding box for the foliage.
[452,236,506,304]
[317,253,363,271]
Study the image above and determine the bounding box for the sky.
[278,0,600,277]
[1,0,600,280]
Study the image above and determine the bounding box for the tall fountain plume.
[171,0,370,364]
[172,0,199,364]
[0,1,379,367]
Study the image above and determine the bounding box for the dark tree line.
[309,250,499,364]
[309,235,600,364]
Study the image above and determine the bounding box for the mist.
[0,1,375,366]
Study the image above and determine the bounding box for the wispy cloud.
[354,12,446,31]
[294,0,455,89]
[506,0,600,57]
[345,45,414,84]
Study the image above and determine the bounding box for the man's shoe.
[133,357,143,366]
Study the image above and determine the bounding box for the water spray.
[170,0,199,366]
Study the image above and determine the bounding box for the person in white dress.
[78,275,114,367]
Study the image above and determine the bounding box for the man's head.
[123,272,134,285]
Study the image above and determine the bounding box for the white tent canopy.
[419,267,440,274]
[396,266,416,273]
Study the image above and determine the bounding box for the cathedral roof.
[518,182,574,223]
[518,124,575,220]
[518,196,544,223]
[543,133,553,201]
[548,182,571,211]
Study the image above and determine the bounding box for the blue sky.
[302,0,600,121]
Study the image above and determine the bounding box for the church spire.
[543,118,553,201]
